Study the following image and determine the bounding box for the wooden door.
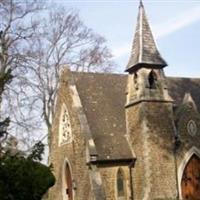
[181,154,200,200]
[65,163,73,200]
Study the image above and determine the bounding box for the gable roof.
[72,72,134,162]
[72,72,200,162]
[167,77,200,109]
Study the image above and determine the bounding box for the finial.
[139,0,144,8]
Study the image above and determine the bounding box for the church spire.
[139,0,143,7]
[126,1,167,72]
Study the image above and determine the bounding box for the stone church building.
[48,2,200,200]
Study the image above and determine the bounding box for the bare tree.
[1,2,114,150]
[22,7,114,145]
[0,0,43,148]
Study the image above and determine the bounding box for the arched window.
[59,104,72,146]
[63,162,73,200]
[148,70,157,89]
[117,168,126,199]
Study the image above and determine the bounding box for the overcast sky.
[50,0,200,77]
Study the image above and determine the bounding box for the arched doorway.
[181,154,200,199]
[64,162,73,200]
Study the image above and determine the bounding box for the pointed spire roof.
[126,1,167,72]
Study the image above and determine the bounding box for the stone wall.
[47,68,200,200]
[48,70,91,200]
[175,99,200,199]
[99,166,131,200]
[126,102,177,200]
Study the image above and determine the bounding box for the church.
[48,1,200,200]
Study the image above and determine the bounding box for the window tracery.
[59,104,72,145]
[187,120,197,137]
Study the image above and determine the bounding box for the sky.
[50,0,200,77]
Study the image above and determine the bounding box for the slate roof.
[72,72,200,162]
[126,2,167,72]
[167,77,200,110]
[72,72,134,162]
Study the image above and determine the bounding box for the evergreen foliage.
[0,154,55,200]
[0,18,56,199]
